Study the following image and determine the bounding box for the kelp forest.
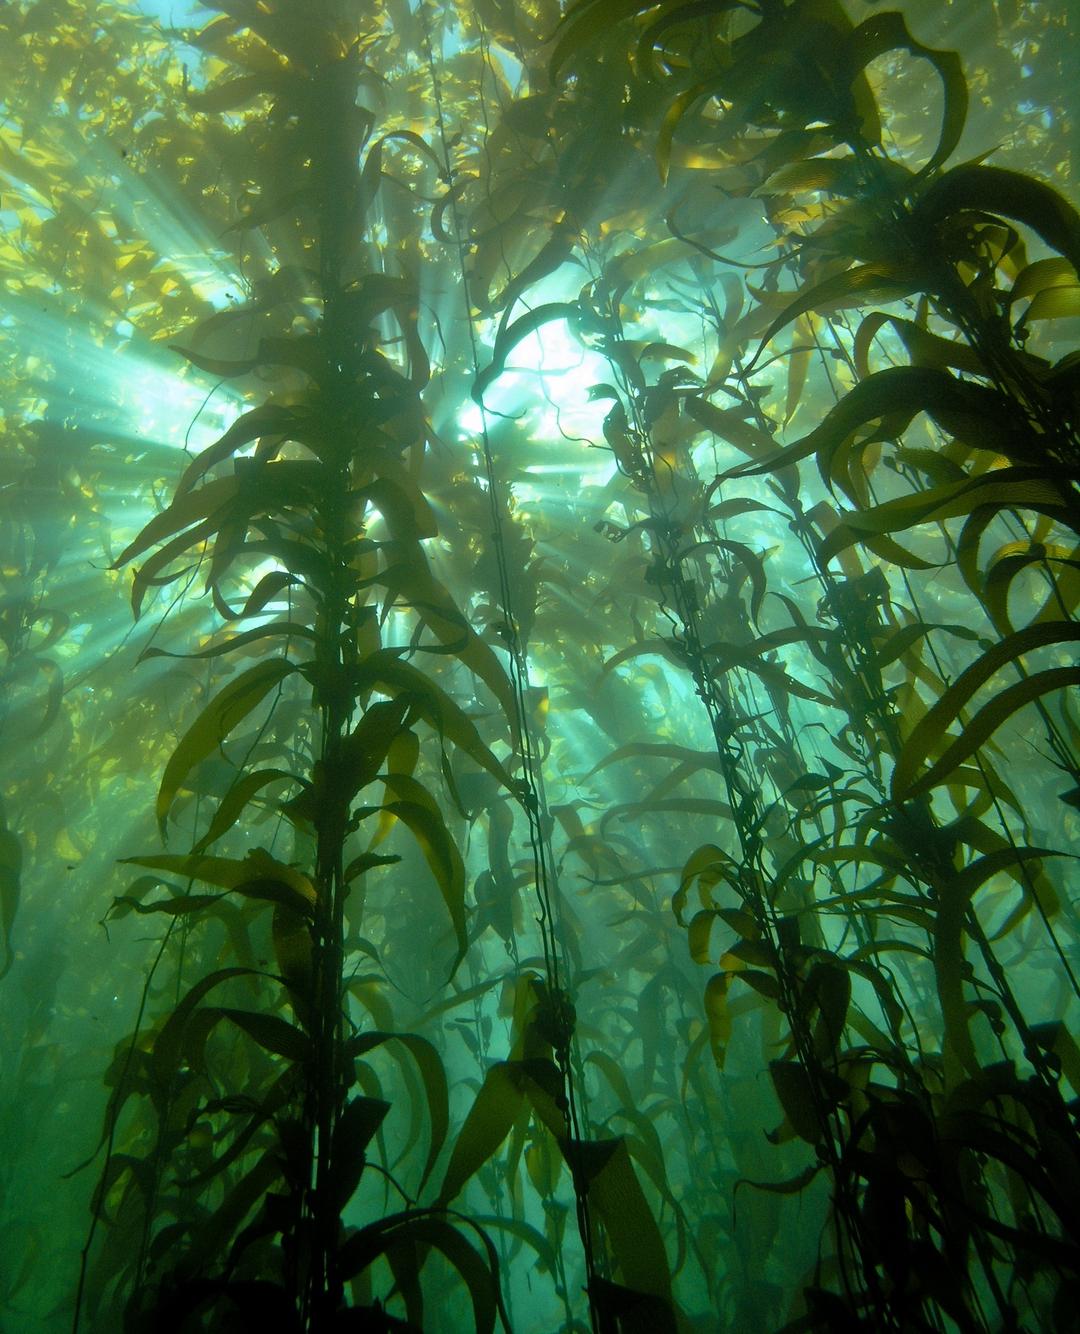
[1,0,1079,1329]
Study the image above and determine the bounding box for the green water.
[1,1,1077,1330]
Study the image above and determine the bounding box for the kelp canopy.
[1,0,1078,1330]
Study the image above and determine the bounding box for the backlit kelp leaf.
[586,741,721,783]
[949,816,1063,933]
[436,1061,525,1207]
[236,570,300,621]
[234,333,329,383]
[350,650,517,791]
[601,797,736,833]
[688,911,721,965]
[342,851,400,883]
[1010,256,1077,303]
[335,697,415,808]
[573,1137,675,1313]
[108,891,223,918]
[600,232,734,305]
[472,302,584,406]
[705,624,838,670]
[381,776,467,975]
[799,959,851,1060]
[346,1032,449,1195]
[745,263,916,374]
[981,542,1076,635]
[768,1061,839,1145]
[549,0,659,82]
[366,553,517,730]
[601,638,685,673]
[112,474,244,571]
[934,848,1063,1080]
[155,659,295,839]
[849,11,967,178]
[172,404,301,497]
[150,967,257,1090]
[188,71,277,111]
[870,621,981,671]
[1030,1022,1080,1096]
[735,1162,822,1201]
[471,1212,559,1282]
[188,769,300,853]
[891,622,1080,801]
[674,843,741,924]
[708,538,770,625]
[898,667,1080,802]
[718,367,1066,490]
[703,972,731,1068]
[818,469,1072,569]
[1024,285,1080,322]
[120,850,316,915]
[338,1212,506,1333]
[140,621,316,663]
[912,165,1080,275]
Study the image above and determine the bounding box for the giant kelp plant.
[0,0,1078,1331]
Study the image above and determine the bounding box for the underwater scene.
[1,0,1078,1329]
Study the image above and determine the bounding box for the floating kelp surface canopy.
[1,0,1078,1330]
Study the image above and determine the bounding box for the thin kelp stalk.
[571,274,892,1321]
[420,9,659,1329]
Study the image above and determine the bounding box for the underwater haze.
[1,0,1079,1330]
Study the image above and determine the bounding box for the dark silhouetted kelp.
[0,1,1077,1331]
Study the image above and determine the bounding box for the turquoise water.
[1,1,1077,1330]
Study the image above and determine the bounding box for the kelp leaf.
[436,1062,525,1207]
[572,1137,674,1308]
[190,769,299,853]
[735,1162,822,1198]
[382,777,467,976]
[685,397,778,462]
[913,165,1080,274]
[675,843,740,924]
[351,650,517,791]
[140,621,315,663]
[347,1031,448,1195]
[214,1008,310,1062]
[891,623,1080,800]
[337,697,414,807]
[703,973,731,1068]
[155,659,294,839]
[746,264,915,373]
[112,475,243,571]
[550,0,659,82]
[819,470,1070,568]
[899,667,1080,801]
[473,303,582,406]
[332,1096,391,1211]
[850,12,967,178]
[120,850,316,915]
[769,1061,827,1144]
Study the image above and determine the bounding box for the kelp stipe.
[71,6,524,1328]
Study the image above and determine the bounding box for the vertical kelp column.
[75,3,531,1328]
[515,0,1080,1329]
[0,5,259,1323]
